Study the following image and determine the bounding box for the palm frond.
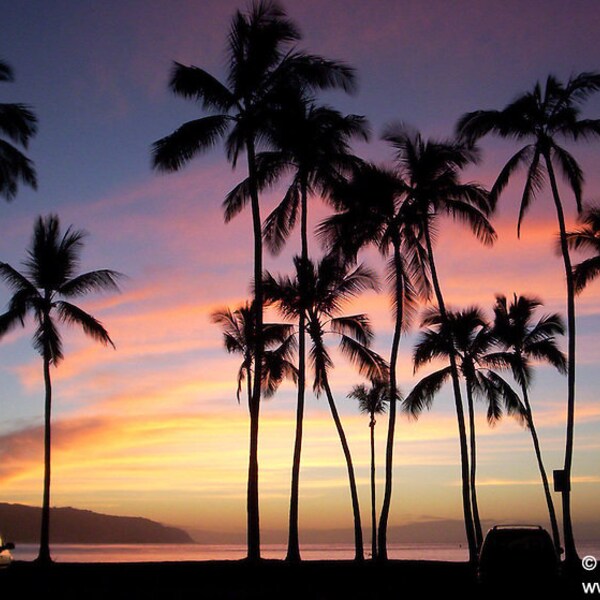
[386,254,419,332]
[550,143,583,212]
[56,301,115,349]
[489,145,534,204]
[444,198,497,246]
[516,148,545,237]
[0,139,37,200]
[0,103,38,147]
[330,314,372,346]
[0,60,14,81]
[309,335,333,395]
[483,370,526,425]
[151,115,232,172]
[0,262,38,295]
[413,328,450,371]
[281,52,357,94]
[223,177,252,223]
[169,62,235,111]
[338,334,388,381]
[456,109,504,145]
[403,366,453,419]
[573,256,600,294]
[565,226,600,254]
[563,71,600,104]
[526,339,567,374]
[59,269,123,297]
[33,317,63,365]
[0,298,30,337]
[262,182,300,254]
[348,382,389,416]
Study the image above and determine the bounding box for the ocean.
[10,541,600,563]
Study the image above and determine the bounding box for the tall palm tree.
[0,59,37,200]
[405,307,523,551]
[348,380,389,560]
[566,205,600,293]
[490,294,567,554]
[264,255,388,561]
[457,72,600,563]
[211,300,297,407]
[151,0,354,560]
[318,162,430,560]
[383,124,496,563]
[0,215,121,564]
[231,99,368,561]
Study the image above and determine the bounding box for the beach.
[0,559,591,600]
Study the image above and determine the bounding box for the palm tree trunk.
[246,364,253,412]
[246,136,263,562]
[377,240,403,561]
[37,345,52,564]
[286,315,305,562]
[466,380,483,550]
[544,152,579,564]
[286,176,309,562]
[323,378,364,561]
[423,219,478,564]
[521,383,562,555]
[370,416,377,560]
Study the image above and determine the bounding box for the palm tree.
[231,99,368,561]
[566,205,600,293]
[348,380,389,560]
[0,58,37,200]
[457,72,600,563]
[211,300,297,407]
[490,294,567,554]
[318,162,430,560]
[264,255,388,561]
[151,0,354,560]
[383,124,496,563]
[405,307,523,552]
[0,215,121,564]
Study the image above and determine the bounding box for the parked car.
[478,525,559,587]
[0,536,14,567]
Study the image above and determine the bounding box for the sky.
[0,0,599,544]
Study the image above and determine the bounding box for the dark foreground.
[0,559,592,599]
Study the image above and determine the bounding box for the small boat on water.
[0,535,14,566]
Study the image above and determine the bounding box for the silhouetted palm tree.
[566,206,600,294]
[383,124,496,563]
[232,99,368,561]
[151,0,354,560]
[318,162,430,560]
[457,72,600,563]
[490,294,566,554]
[0,59,37,200]
[348,380,389,560]
[264,255,388,561]
[211,300,297,407]
[405,307,522,551]
[0,215,121,564]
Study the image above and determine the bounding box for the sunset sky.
[0,0,599,543]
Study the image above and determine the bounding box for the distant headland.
[0,503,193,544]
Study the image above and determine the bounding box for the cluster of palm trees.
[2,0,600,570]
[151,0,600,566]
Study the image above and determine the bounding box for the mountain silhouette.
[0,503,193,544]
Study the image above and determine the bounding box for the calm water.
[11,542,600,563]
